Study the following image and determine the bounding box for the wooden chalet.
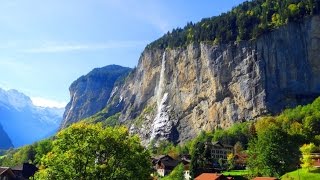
[0,167,16,180]
[12,163,38,180]
[153,155,180,177]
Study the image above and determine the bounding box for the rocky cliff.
[61,65,131,128]
[62,16,320,145]
[105,16,320,144]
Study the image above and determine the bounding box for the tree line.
[147,0,320,49]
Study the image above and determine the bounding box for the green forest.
[147,0,320,49]
[2,97,320,179]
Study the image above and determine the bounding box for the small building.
[206,141,233,161]
[234,152,248,169]
[195,173,233,180]
[181,158,191,180]
[0,167,16,180]
[311,153,320,168]
[12,163,38,180]
[153,155,180,177]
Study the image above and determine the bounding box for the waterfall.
[156,51,166,108]
[150,51,170,141]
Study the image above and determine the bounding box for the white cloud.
[22,41,147,53]
[31,97,67,108]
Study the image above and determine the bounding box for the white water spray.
[150,51,171,140]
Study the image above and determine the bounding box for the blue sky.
[0,0,246,108]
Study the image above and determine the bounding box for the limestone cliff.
[62,16,320,145]
[104,16,320,144]
[61,65,131,128]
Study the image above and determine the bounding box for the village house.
[233,152,248,169]
[206,141,233,161]
[0,167,16,180]
[152,155,180,177]
[311,153,320,168]
[181,155,191,180]
[12,163,38,180]
[0,163,38,180]
[152,154,192,179]
[195,173,233,180]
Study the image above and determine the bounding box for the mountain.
[61,65,131,128]
[0,123,13,149]
[61,4,320,144]
[0,88,64,148]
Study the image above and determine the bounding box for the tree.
[234,141,243,154]
[227,153,235,171]
[162,163,184,180]
[300,143,317,171]
[247,125,299,177]
[34,139,52,165]
[35,122,151,180]
[190,141,206,178]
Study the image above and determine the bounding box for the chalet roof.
[11,163,38,179]
[209,141,233,148]
[0,167,15,177]
[152,155,174,161]
[12,164,23,171]
[195,173,223,180]
[160,159,180,169]
[0,167,10,175]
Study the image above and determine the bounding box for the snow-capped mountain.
[0,88,64,148]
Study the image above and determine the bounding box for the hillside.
[61,65,131,128]
[61,0,320,145]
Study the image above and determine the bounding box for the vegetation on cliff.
[148,0,320,49]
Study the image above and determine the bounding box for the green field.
[281,168,320,180]
[223,170,249,180]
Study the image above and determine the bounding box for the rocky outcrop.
[62,16,320,145]
[61,65,131,128]
[104,16,320,144]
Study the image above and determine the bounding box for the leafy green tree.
[300,143,317,171]
[247,125,299,177]
[190,141,206,178]
[162,163,184,180]
[35,122,151,180]
[227,153,235,171]
[34,139,52,165]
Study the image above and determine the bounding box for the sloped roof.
[0,167,10,175]
[209,141,233,148]
[195,173,223,180]
[0,167,15,177]
[160,158,180,169]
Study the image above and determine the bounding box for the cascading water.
[150,51,171,141]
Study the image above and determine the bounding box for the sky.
[0,0,246,108]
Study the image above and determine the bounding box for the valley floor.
[281,168,320,180]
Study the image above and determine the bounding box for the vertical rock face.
[105,16,320,144]
[61,16,320,145]
[61,65,131,128]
